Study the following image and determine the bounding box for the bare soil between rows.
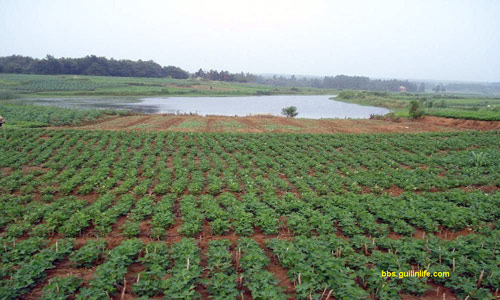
[50,115,500,134]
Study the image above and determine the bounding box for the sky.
[1,0,499,82]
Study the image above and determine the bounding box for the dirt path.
[119,115,154,128]
[273,117,306,128]
[205,118,215,132]
[157,116,184,129]
[237,117,263,132]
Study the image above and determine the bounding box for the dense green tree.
[0,55,189,79]
[85,62,107,76]
[282,106,298,118]
[163,66,189,79]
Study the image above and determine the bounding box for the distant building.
[399,86,407,93]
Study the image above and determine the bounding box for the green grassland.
[0,128,498,299]
[335,91,500,121]
[0,73,337,97]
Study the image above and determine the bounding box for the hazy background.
[1,0,499,82]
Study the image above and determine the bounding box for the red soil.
[52,115,500,134]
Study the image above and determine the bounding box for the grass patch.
[263,124,301,131]
[425,109,500,121]
[214,120,247,129]
[173,119,207,129]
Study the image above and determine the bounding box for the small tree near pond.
[282,106,298,118]
[408,100,423,120]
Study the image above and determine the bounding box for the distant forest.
[253,74,420,92]
[0,55,190,79]
[1,54,420,92]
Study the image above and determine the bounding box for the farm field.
[0,102,128,128]
[66,114,500,134]
[0,128,499,299]
[0,73,336,97]
[335,91,500,121]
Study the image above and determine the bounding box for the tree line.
[253,74,420,92]
[0,55,189,79]
[192,70,421,92]
[1,54,422,92]
[193,69,259,83]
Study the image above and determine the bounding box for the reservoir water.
[20,95,390,119]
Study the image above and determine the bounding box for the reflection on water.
[19,95,391,119]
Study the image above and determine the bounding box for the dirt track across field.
[58,115,500,134]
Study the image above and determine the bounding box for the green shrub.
[281,106,298,118]
[408,100,423,119]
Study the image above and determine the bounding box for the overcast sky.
[1,0,499,82]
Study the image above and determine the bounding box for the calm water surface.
[20,95,390,119]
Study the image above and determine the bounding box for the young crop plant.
[202,239,239,299]
[41,275,83,300]
[150,194,176,239]
[153,169,173,195]
[133,178,153,196]
[200,195,232,235]
[122,220,141,237]
[170,177,188,195]
[113,175,138,195]
[218,192,254,236]
[188,171,205,195]
[163,238,202,299]
[266,236,369,299]
[69,239,107,267]
[130,196,155,221]
[242,193,280,235]
[4,220,32,238]
[30,223,53,238]
[77,239,143,299]
[237,238,287,300]
[39,197,88,236]
[178,195,203,237]
[58,167,92,195]
[140,242,170,266]
[225,173,242,193]
[207,174,224,195]
[1,237,46,264]
[286,212,311,236]
[94,194,135,235]
[133,242,170,297]
[0,239,74,299]
[59,193,114,237]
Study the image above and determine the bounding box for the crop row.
[1,226,499,299]
[0,129,498,299]
[2,130,498,197]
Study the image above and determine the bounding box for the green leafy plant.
[41,276,82,300]
[408,100,423,119]
[281,106,298,118]
[69,239,107,267]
